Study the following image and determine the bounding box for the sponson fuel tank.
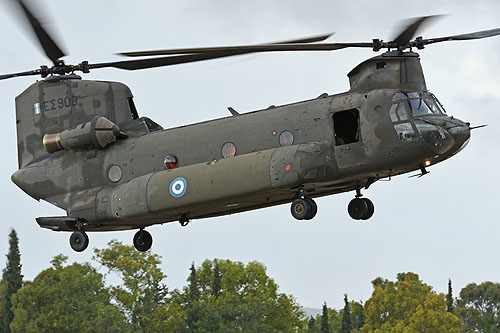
[53,142,333,228]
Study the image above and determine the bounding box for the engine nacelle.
[43,116,120,153]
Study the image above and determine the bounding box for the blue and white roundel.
[169,177,187,198]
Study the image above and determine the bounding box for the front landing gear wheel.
[348,198,368,220]
[304,198,317,220]
[361,198,374,220]
[291,198,311,220]
[133,229,153,252]
[348,197,375,220]
[70,230,89,252]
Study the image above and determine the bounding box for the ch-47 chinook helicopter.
[2,0,499,252]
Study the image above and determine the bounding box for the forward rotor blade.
[93,44,350,71]
[118,33,335,57]
[423,27,500,44]
[274,33,334,44]
[392,15,442,46]
[0,69,40,80]
[13,0,66,64]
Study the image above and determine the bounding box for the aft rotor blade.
[0,69,40,80]
[12,0,66,64]
[118,33,335,57]
[92,44,352,71]
[392,15,442,46]
[423,27,500,44]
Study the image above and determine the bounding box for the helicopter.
[2,0,499,253]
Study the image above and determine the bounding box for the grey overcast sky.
[0,0,499,310]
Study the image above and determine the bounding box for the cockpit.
[388,91,470,156]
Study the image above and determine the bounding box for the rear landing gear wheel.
[133,229,153,252]
[70,230,89,252]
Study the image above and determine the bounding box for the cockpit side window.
[388,102,409,122]
[333,109,361,146]
[394,123,418,142]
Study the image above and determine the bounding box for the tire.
[133,229,153,252]
[290,198,312,220]
[69,230,89,252]
[361,198,375,220]
[348,198,368,220]
[304,198,318,220]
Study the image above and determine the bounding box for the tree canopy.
[2,235,499,332]
[360,272,461,332]
[172,258,305,332]
[9,255,128,332]
[456,281,500,332]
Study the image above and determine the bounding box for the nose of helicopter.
[446,119,471,156]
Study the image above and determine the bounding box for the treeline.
[1,229,499,332]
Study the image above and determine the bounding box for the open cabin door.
[332,109,367,169]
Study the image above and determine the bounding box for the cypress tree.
[1,229,23,333]
[308,316,316,331]
[188,262,200,301]
[320,302,330,333]
[446,279,454,313]
[357,302,365,330]
[186,262,200,331]
[211,260,222,298]
[341,294,352,333]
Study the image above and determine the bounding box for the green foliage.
[9,257,128,332]
[308,316,316,330]
[456,281,500,332]
[93,240,168,331]
[321,302,330,333]
[174,258,305,332]
[341,294,352,333]
[361,272,461,332]
[351,300,365,331]
[0,229,23,333]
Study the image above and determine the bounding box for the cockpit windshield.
[392,92,446,117]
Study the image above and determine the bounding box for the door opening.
[333,109,360,146]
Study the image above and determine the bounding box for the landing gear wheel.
[69,230,89,252]
[348,198,368,220]
[304,198,317,220]
[133,229,153,252]
[361,198,375,220]
[291,198,312,220]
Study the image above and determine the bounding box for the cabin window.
[108,165,122,182]
[279,130,294,146]
[164,154,178,169]
[221,142,236,158]
[333,109,360,146]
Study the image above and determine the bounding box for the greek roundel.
[169,177,187,198]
